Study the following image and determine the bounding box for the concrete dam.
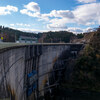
[0,43,83,100]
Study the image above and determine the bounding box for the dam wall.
[0,43,83,100]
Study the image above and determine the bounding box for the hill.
[0,26,87,43]
[64,27,100,92]
[38,31,76,43]
[70,32,94,43]
[0,26,38,42]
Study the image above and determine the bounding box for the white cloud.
[20,9,41,17]
[50,10,74,18]
[47,18,68,30]
[85,27,94,32]
[47,3,100,29]
[10,25,94,34]
[24,2,40,12]
[85,22,95,26]
[10,23,31,27]
[10,27,48,33]
[47,23,67,30]
[16,23,30,27]
[20,2,41,18]
[77,0,96,3]
[0,5,18,15]
[10,24,15,26]
[67,27,84,34]
[24,24,31,27]
[73,3,100,25]
[42,10,74,19]
[20,2,100,32]
[66,27,94,34]
[20,2,75,22]
[16,23,23,26]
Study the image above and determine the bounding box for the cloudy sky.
[0,0,100,33]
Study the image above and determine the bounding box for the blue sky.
[0,0,100,33]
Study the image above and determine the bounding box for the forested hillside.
[65,27,100,92]
[0,26,84,43]
[38,31,77,43]
[0,26,38,42]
